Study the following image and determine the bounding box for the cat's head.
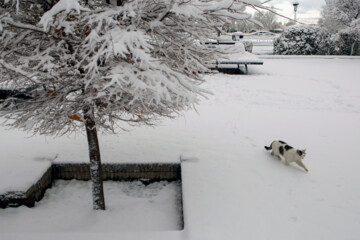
[297,149,306,159]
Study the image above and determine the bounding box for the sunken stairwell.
[0,163,182,209]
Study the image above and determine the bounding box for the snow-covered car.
[247,31,277,37]
[0,85,42,110]
[269,29,283,34]
[229,32,245,41]
[242,31,278,46]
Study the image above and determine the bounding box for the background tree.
[320,0,360,55]
[0,0,263,210]
[233,9,282,33]
[284,21,296,27]
[318,6,345,33]
[253,9,282,30]
[235,19,257,32]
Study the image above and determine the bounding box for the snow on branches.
[0,0,261,135]
[274,25,334,55]
[39,0,89,31]
[322,0,360,55]
[323,0,360,28]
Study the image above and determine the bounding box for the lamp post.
[293,1,299,22]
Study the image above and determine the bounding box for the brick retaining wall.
[0,163,182,209]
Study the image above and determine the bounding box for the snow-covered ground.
[1,180,182,232]
[1,56,360,240]
[252,44,274,55]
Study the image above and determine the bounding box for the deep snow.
[0,180,182,232]
[1,56,360,240]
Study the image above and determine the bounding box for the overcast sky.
[248,0,326,23]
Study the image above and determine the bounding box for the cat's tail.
[264,142,273,150]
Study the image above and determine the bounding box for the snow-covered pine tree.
[0,0,262,210]
[321,0,360,55]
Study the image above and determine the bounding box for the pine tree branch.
[4,19,79,43]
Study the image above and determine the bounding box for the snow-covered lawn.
[1,56,360,240]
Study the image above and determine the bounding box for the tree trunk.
[84,106,106,210]
[350,41,355,56]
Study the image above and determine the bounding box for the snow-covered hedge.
[274,25,334,55]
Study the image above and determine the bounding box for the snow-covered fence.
[0,163,182,209]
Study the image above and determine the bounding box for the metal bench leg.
[245,64,248,74]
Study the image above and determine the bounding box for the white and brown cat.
[265,140,308,172]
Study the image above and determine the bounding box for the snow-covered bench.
[209,60,263,74]
[203,41,263,74]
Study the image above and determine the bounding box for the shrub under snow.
[274,25,334,55]
[334,31,360,55]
